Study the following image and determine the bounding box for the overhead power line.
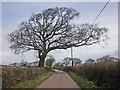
[70,0,110,65]
[92,0,110,24]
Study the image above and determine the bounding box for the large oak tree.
[8,7,108,67]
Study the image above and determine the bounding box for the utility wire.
[92,0,110,48]
[70,0,110,63]
[92,0,110,24]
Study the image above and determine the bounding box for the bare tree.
[8,7,108,67]
[62,57,72,66]
[45,55,55,68]
[62,57,82,66]
[96,55,119,63]
[73,58,82,66]
[53,62,63,68]
[85,58,95,64]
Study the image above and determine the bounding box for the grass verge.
[0,75,2,89]
[9,71,52,90]
[68,71,97,88]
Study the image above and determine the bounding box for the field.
[2,66,52,88]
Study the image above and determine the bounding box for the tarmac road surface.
[35,69,80,88]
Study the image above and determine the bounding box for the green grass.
[9,71,52,90]
[68,71,97,88]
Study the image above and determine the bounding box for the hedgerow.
[62,61,119,88]
[2,67,50,88]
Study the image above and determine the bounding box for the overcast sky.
[1,1,119,65]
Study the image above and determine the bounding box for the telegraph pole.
[71,46,74,66]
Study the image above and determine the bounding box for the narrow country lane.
[35,69,80,88]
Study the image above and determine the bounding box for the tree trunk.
[71,47,74,66]
[38,52,47,67]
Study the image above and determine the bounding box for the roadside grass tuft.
[68,71,97,88]
[9,72,52,89]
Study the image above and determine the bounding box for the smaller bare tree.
[53,62,63,68]
[45,55,55,68]
[73,58,82,66]
[85,58,95,64]
[62,57,72,66]
[96,55,118,63]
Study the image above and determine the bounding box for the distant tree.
[32,61,39,66]
[45,55,55,68]
[96,55,118,63]
[73,58,82,66]
[85,58,95,64]
[53,62,63,68]
[20,60,28,67]
[62,57,82,66]
[108,56,120,62]
[8,7,108,67]
[9,63,17,67]
[23,62,28,66]
[62,57,72,66]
